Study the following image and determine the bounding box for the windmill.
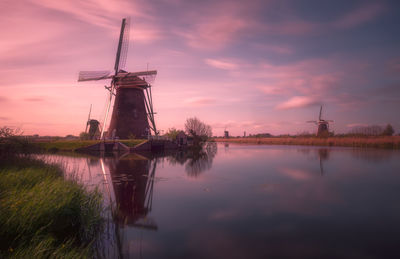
[307,106,333,137]
[85,104,100,140]
[78,18,158,140]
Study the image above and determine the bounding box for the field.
[214,136,400,149]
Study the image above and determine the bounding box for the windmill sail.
[78,71,112,82]
[85,104,92,133]
[114,18,130,74]
[100,89,114,139]
[319,106,322,121]
[100,17,130,139]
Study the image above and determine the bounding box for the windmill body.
[85,104,100,140]
[107,74,151,139]
[316,121,329,136]
[78,18,158,139]
[88,119,100,139]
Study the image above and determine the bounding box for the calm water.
[39,143,400,258]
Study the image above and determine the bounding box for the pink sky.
[1,0,399,136]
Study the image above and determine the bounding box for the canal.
[38,143,400,258]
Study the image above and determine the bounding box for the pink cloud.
[204,59,239,70]
[253,43,294,55]
[183,97,216,107]
[179,15,249,50]
[386,57,400,75]
[263,20,319,35]
[23,97,46,102]
[29,0,151,29]
[0,96,9,103]
[332,2,386,29]
[276,96,319,110]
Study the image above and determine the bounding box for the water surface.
[39,144,400,258]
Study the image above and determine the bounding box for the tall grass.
[214,136,400,149]
[0,156,103,258]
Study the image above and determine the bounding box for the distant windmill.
[224,128,229,138]
[307,106,333,137]
[78,18,158,139]
[85,104,100,140]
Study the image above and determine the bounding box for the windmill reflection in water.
[97,143,217,256]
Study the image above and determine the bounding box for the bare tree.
[185,117,212,143]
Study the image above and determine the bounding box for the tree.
[185,117,212,144]
[382,124,395,136]
[165,128,180,140]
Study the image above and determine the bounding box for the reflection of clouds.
[351,149,393,163]
[279,168,312,180]
[208,208,238,221]
[186,228,249,259]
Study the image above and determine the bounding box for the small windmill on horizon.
[85,104,100,140]
[78,18,158,140]
[307,105,333,137]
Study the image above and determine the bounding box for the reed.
[214,136,400,149]
[0,157,103,258]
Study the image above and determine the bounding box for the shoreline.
[213,136,400,149]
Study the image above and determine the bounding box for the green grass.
[33,139,146,151]
[0,157,103,258]
[33,140,100,152]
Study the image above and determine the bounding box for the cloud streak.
[332,2,386,29]
[276,96,320,110]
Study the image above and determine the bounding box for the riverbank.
[214,136,400,149]
[32,139,146,152]
[0,156,103,258]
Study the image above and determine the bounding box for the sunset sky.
[1,0,399,136]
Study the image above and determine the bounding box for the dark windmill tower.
[78,18,158,139]
[85,104,100,140]
[307,106,333,137]
[224,128,229,138]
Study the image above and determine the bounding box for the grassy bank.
[214,136,400,149]
[0,156,103,258]
[33,139,146,152]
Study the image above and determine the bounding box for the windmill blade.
[115,70,157,77]
[326,120,334,122]
[306,120,318,123]
[319,105,323,121]
[87,104,92,121]
[114,18,130,74]
[78,71,112,82]
[100,84,115,139]
[85,104,92,133]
